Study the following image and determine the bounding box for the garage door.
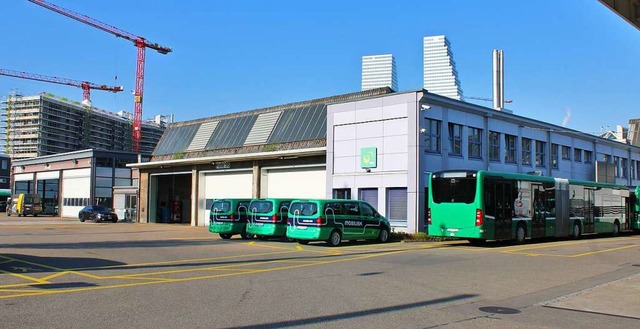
[61,168,91,218]
[201,171,253,226]
[261,166,326,199]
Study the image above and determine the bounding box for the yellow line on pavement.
[69,250,294,271]
[0,270,47,284]
[568,243,640,258]
[39,271,71,281]
[0,246,415,300]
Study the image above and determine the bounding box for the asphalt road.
[1,214,639,329]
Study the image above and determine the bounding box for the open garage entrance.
[149,173,192,224]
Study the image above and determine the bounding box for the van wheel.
[297,240,309,245]
[515,224,526,244]
[240,230,253,240]
[219,233,232,239]
[612,220,620,237]
[327,230,342,247]
[377,228,390,243]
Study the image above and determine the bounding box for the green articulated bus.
[428,170,639,244]
[246,199,293,240]
[286,199,391,247]
[209,199,253,239]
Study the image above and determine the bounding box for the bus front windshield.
[431,176,477,204]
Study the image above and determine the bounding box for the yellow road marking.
[39,271,71,281]
[503,236,640,253]
[568,243,640,258]
[0,247,413,300]
[0,270,47,284]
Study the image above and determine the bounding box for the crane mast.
[27,0,172,152]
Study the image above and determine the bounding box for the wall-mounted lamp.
[365,168,371,173]
[420,104,431,111]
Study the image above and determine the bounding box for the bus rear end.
[428,171,484,239]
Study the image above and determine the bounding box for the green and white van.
[286,199,391,246]
[246,199,293,240]
[208,199,252,239]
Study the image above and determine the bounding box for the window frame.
[521,138,532,166]
[467,127,482,159]
[535,140,546,167]
[489,131,500,162]
[504,134,517,163]
[448,123,462,156]
[424,119,442,153]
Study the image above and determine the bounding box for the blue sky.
[1,0,638,134]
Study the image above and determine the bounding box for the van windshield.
[249,201,273,214]
[289,202,318,216]
[212,201,231,213]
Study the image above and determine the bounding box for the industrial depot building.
[128,87,640,233]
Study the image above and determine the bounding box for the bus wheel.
[515,224,526,244]
[327,230,342,247]
[377,228,390,243]
[612,220,620,237]
[571,221,581,240]
[297,240,309,245]
[219,233,232,239]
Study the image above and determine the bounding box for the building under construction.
[0,92,165,159]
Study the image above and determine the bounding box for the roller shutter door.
[262,167,326,199]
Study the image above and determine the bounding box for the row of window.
[332,187,407,226]
[424,120,595,167]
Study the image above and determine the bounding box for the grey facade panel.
[152,124,200,156]
[206,115,257,150]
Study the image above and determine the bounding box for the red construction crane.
[27,0,172,152]
[0,68,124,105]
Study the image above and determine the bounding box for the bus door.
[583,189,595,233]
[485,178,511,240]
[531,185,546,238]
[496,181,513,240]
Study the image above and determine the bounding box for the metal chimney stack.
[492,50,504,110]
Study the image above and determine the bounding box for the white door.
[201,171,253,226]
[261,167,326,199]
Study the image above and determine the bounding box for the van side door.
[341,201,364,239]
[360,202,381,239]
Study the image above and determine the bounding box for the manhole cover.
[479,306,521,314]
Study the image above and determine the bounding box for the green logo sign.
[361,147,377,169]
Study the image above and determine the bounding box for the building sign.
[215,162,231,169]
[360,147,377,169]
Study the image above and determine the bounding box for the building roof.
[151,87,394,160]
[12,149,140,166]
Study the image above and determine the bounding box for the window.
[358,188,378,209]
[584,150,592,163]
[622,158,628,178]
[603,154,611,163]
[424,119,441,153]
[631,161,636,180]
[468,127,482,159]
[1,160,6,170]
[449,123,462,156]
[343,202,360,216]
[551,144,559,169]
[562,146,571,160]
[614,156,620,178]
[360,203,375,217]
[505,134,516,163]
[489,131,500,162]
[521,138,531,166]
[535,140,545,167]
[387,188,407,227]
[574,148,582,162]
[637,160,640,180]
[332,189,351,199]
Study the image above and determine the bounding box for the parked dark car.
[78,205,118,223]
